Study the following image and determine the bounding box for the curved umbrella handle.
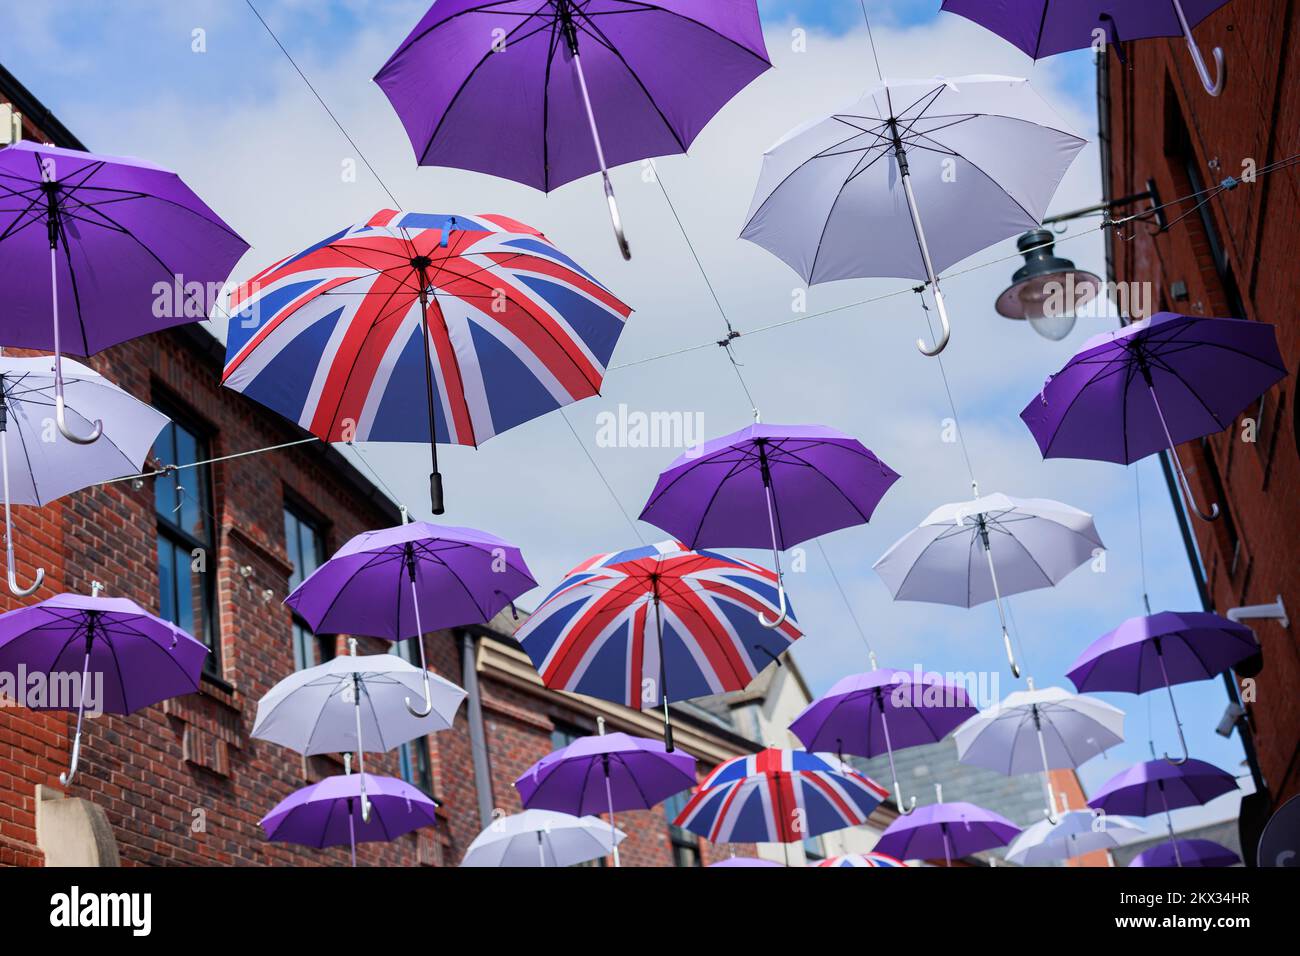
[59,646,93,787]
[917,284,952,357]
[2,427,44,596]
[403,575,434,718]
[877,704,917,815]
[1156,651,1191,766]
[404,669,433,719]
[56,392,103,445]
[1173,0,1224,96]
[758,581,789,630]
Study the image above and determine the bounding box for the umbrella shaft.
[415,278,444,514]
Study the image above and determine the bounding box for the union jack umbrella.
[514,541,802,750]
[672,748,888,847]
[815,852,908,868]
[221,210,632,514]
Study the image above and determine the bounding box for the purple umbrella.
[514,719,696,867]
[0,586,208,785]
[873,795,1020,866]
[940,0,1232,95]
[285,520,535,718]
[640,423,898,628]
[789,665,976,815]
[1088,759,1239,867]
[374,1,770,259]
[1067,611,1258,764]
[0,142,247,444]
[1020,312,1286,521]
[1129,838,1240,868]
[708,857,783,868]
[260,762,439,867]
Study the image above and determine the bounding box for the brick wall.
[1102,0,1300,806]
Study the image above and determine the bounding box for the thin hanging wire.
[559,408,645,545]
[860,0,885,83]
[815,538,877,665]
[1135,460,1152,614]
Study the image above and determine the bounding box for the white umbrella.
[872,491,1104,676]
[1005,809,1145,866]
[461,809,626,868]
[252,639,466,820]
[955,684,1125,823]
[741,75,1085,355]
[0,354,169,596]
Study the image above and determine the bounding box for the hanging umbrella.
[1088,759,1238,868]
[251,640,466,821]
[1067,611,1258,764]
[954,684,1125,823]
[815,852,908,868]
[873,492,1104,676]
[1020,312,1286,521]
[0,354,169,595]
[740,75,1084,355]
[374,0,771,259]
[461,809,625,867]
[940,1,1233,96]
[1005,809,1144,866]
[672,748,889,846]
[1129,838,1241,868]
[873,797,1020,866]
[0,587,208,785]
[789,665,976,814]
[222,209,632,514]
[515,722,695,867]
[639,423,899,628]
[707,856,784,868]
[260,760,439,867]
[284,520,535,717]
[0,142,247,444]
[514,541,801,750]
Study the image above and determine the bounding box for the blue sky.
[1,1,1251,832]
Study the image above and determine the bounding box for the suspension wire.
[96,436,321,487]
[559,408,645,545]
[244,0,404,211]
[860,1,885,84]
[347,442,409,514]
[1135,459,1152,614]
[815,538,876,662]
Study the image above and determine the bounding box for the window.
[803,833,825,862]
[284,505,330,669]
[391,639,434,795]
[663,791,702,867]
[550,722,586,751]
[155,413,218,672]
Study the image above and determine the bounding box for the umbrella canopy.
[515,729,695,867]
[940,0,1232,95]
[461,809,625,868]
[514,540,801,750]
[874,801,1020,865]
[789,667,977,814]
[0,142,247,444]
[1129,838,1241,868]
[672,748,889,844]
[251,651,466,756]
[640,423,898,628]
[640,424,899,550]
[0,355,170,596]
[222,210,631,513]
[374,0,771,256]
[955,685,1124,822]
[1005,809,1144,866]
[0,591,208,784]
[1020,312,1286,520]
[1088,759,1238,817]
[1067,611,1259,764]
[284,520,535,718]
[707,857,784,868]
[873,492,1104,676]
[260,771,439,865]
[741,75,1084,354]
[815,852,908,868]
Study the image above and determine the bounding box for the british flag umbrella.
[672,748,889,849]
[221,210,632,514]
[816,852,908,868]
[513,541,802,750]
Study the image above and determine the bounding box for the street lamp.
[996,182,1163,340]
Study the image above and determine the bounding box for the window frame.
[283,500,329,670]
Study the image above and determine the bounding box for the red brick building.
[0,64,776,868]
[1099,0,1300,839]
